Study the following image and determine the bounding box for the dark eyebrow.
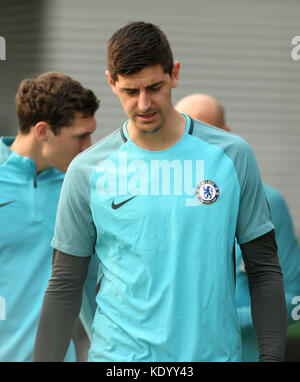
[146,81,164,89]
[121,81,165,92]
[121,87,138,93]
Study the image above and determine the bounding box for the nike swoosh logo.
[111,196,136,210]
[0,201,14,207]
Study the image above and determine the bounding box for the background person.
[34,22,286,362]
[0,71,99,361]
[175,92,300,361]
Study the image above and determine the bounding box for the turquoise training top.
[52,114,274,361]
[0,137,76,362]
[236,183,300,362]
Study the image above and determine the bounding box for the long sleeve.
[240,230,287,362]
[34,250,91,362]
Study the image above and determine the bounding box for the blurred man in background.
[0,71,99,361]
[176,93,300,361]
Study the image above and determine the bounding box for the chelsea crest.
[195,180,220,204]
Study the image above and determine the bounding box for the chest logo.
[195,180,220,204]
[0,201,14,207]
[111,195,136,210]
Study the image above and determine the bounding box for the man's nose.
[138,91,151,112]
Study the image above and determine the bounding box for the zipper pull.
[34,176,37,188]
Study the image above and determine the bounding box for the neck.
[10,133,49,173]
[127,109,186,151]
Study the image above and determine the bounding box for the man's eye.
[125,89,137,95]
[149,86,161,92]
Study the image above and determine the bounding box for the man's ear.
[34,122,51,141]
[171,61,180,89]
[105,70,117,94]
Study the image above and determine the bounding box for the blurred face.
[43,113,96,172]
[106,63,179,135]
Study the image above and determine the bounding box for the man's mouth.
[136,112,158,121]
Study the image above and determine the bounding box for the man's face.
[107,63,179,135]
[43,113,97,172]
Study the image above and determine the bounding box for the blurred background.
[0,0,299,361]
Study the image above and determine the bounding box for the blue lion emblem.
[195,180,220,205]
[203,186,213,199]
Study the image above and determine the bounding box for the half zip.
[29,163,41,222]
[30,173,41,222]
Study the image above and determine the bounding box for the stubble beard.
[132,112,167,135]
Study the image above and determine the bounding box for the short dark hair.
[107,21,174,81]
[15,71,100,134]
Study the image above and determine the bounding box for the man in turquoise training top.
[0,71,99,361]
[34,22,287,362]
